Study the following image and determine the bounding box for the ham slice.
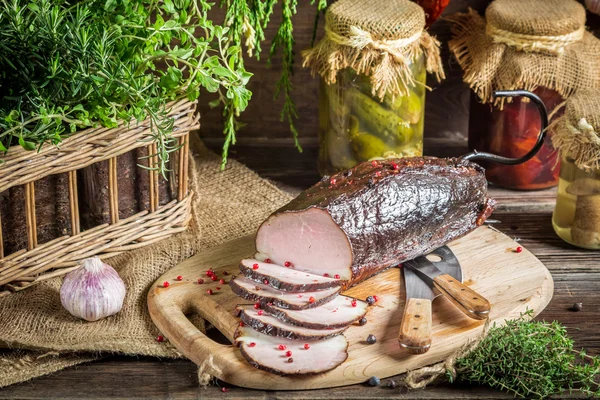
[237,305,346,340]
[234,326,349,375]
[239,259,343,292]
[263,295,368,329]
[229,276,340,310]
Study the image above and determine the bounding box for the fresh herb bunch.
[221,0,329,152]
[0,0,252,171]
[450,310,600,398]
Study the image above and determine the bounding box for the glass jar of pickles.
[553,158,600,249]
[303,0,444,175]
[318,61,426,174]
[449,0,600,190]
[551,91,600,249]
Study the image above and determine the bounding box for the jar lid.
[448,1,600,105]
[302,0,444,99]
[552,90,600,171]
[486,0,586,53]
[326,0,425,43]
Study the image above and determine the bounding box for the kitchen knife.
[398,246,462,354]
[404,249,491,321]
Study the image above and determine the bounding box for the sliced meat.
[263,295,368,329]
[255,157,495,288]
[234,326,348,375]
[239,259,343,292]
[237,305,346,340]
[229,276,340,310]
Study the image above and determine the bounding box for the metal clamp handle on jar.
[460,90,549,165]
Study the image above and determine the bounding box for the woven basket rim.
[0,99,199,193]
[0,99,197,164]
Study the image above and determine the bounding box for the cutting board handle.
[147,286,238,380]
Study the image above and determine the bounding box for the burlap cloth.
[551,89,600,171]
[448,0,600,105]
[0,134,293,388]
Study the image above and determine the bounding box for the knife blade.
[404,250,491,321]
[398,246,462,354]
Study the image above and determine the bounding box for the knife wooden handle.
[433,274,491,320]
[398,298,432,354]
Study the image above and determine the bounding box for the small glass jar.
[318,56,426,176]
[552,157,600,249]
[468,87,563,190]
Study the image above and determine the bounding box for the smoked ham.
[236,305,347,340]
[229,276,340,310]
[234,326,349,375]
[239,259,343,292]
[256,157,495,288]
[231,157,496,376]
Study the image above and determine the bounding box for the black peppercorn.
[366,334,376,344]
[387,380,397,388]
[366,296,376,305]
[358,317,367,326]
[571,302,583,311]
[368,376,380,386]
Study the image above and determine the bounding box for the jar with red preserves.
[468,87,563,190]
[449,0,600,190]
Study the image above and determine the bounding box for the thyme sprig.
[0,0,252,172]
[452,310,600,398]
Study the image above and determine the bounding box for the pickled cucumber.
[327,129,357,169]
[398,91,422,124]
[347,88,414,145]
[384,93,403,111]
[350,131,390,161]
[326,84,350,126]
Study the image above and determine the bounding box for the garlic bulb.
[586,0,600,15]
[60,257,126,322]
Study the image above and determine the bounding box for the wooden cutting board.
[148,226,553,390]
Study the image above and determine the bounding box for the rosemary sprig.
[269,0,300,151]
[221,0,330,153]
[0,0,251,173]
[451,310,600,398]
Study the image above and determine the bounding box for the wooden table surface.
[1,139,598,400]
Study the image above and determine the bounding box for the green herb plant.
[220,0,329,153]
[0,0,252,171]
[450,310,600,398]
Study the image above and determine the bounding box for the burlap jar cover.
[302,0,445,99]
[552,90,600,171]
[0,135,293,388]
[448,0,600,104]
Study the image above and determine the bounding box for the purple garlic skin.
[60,257,126,322]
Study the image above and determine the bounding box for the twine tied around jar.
[486,23,585,55]
[302,0,444,100]
[324,25,423,65]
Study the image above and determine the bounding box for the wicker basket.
[0,99,200,296]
